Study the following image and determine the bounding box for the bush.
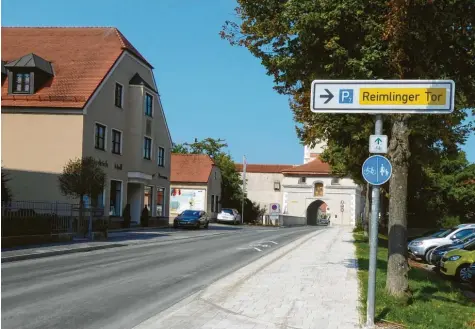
[1,213,55,237]
[140,207,149,227]
[122,204,131,228]
[438,215,461,228]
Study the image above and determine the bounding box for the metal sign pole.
[366,114,383,328]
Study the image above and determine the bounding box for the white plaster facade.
[238,143,365,227]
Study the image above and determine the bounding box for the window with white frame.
[144,137,152,160]
[112,129,122,155]
[158,146,165,167]
[109,180,122,216]
[95,123,106,150]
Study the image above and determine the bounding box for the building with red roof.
[2,27,172,224]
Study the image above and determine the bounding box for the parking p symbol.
[339,89,354,104]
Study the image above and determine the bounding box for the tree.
[58,157,106,221]
[221,0,474,297]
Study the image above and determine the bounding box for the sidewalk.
[133,226,360,329]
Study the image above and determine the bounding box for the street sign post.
[311,79,455,114]
[362,155,392,185]
[310,78,455,329]
[369,135,388,154]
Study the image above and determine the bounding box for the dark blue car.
[173,210,209,229]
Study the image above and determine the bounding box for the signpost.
[311,79,455,114]
[310,79,455,329]
[369,135,388,154]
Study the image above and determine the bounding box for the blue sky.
[2,0,474,164]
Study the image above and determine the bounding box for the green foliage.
[354,232,474,329]
[58,157,106,205]
[173,138,265,221]
[122,204,131,228]
[141,207,150,227]
[439,215,461,228]
[221,0,475,225]
[1,171,13,204]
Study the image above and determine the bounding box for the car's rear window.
[222,209,233,214]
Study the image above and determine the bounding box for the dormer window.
[5,53,54,95]
[15,73,30,93]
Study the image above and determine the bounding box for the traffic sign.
[362,155,392,186]
[310,79,455,114]
[369,135,388,154]
[270,203,280,214]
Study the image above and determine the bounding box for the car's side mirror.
[450,235,458,240]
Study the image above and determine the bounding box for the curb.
[1,243,127,263]
[133,229,325,328]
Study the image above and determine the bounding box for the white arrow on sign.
[369,135,388,154]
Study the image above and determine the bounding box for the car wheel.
[456,264,471,282]
[424,247,436,264]
[195,222,201,230]
[204,221,209,229]
[173,222,178,229]
[425,249,435,264]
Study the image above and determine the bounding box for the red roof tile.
[1,27,152,108]
[171,154,215,183]
[235,164,294,173]
[281,157,331,175]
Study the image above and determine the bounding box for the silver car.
[217,208,241,225]
[408,224,475,262]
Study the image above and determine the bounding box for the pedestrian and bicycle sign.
[369,135,388,154]
[362,155,392,186]
[310,79,455,114]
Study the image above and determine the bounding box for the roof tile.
[171,154,215,183]
[1,27,151,108]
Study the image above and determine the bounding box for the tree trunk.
[363,183,371,237]
[386,116,410,297]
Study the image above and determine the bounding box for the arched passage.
[306,200,328,225]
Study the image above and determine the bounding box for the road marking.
[261,241,278,245]
[254,247,262,252]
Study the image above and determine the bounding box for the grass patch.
[354,232,475,329]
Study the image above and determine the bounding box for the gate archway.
[306,200,328,225]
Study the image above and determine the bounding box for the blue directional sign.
[362,155,392,185]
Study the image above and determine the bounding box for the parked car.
[407,224,475,262]
[468,262,475,287]
[429,234,475,267]
[317,217,330,226]
[439,244,475,282]
[173,210,209,229]
[217,208,241,225]
[408,228,449,242]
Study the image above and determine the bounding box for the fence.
[1,200,106,237]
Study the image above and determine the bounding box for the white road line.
[261,241,278,245]
[253,247,262,252]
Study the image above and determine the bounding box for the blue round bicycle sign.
[362,155,392,186]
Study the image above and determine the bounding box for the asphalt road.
[1,225,319,329]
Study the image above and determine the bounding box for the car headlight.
[411,241,423,246]
[448,255,461,261]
